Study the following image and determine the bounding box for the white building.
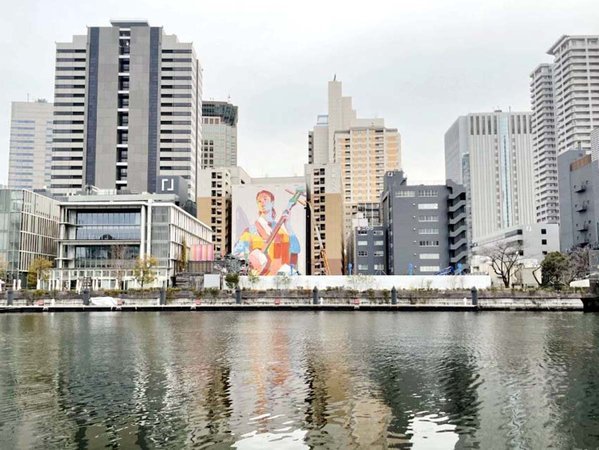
[530,35,599,224]
[445,111,536,241]
[51,191,212,291]
[8,100,53,190]
[50,20,202,199]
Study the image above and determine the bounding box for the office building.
[51,191,212,290]
[8,100,53,190]
[50,20,202,199]
[445,111,536,241]
[201,101,238,169]
[530,35,599,224]
[196,166,250,257]
[0,189,60,287]
[558,149,597,250]
[380,171,468,275]
[353,225,386,275]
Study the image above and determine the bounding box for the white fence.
[238,275,491,291]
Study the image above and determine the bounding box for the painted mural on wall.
[232,184,306,275]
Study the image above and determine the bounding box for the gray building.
[8,100,53,190]
[353,225,386,275]
[0,189,60,287]
[50,20,202,199]
[201,101,238,169]
[381,171,468,275]
[558,149,597,250]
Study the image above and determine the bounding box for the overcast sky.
[1,0,598,185]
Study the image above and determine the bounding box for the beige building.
[197,166,250,257]
[307,79,401,273]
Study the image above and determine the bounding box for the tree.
[541,251,569,289]
[27,258,53,289]
[133,255,158,289]
[225,272,240,290]
[0,259,7,283]
[566,246,590,283]
[176,238,188,273]
[111,244,129,290]
[481,241,522,288]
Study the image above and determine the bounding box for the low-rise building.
[353,225,386,275]
[0,189,60,287]
[51,191,212,290]
[380,170,468,275]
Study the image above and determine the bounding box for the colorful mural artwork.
[232,183,306,275]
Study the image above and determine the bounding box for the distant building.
[530,35,599,224]
[51,191,212,290]
[353,224,386,275]
[201,101,238,169]
[380,171,468,275]
[50,20,202,199]
[445,111,535,241]
[558,149,596,251]
[196,166,250,257]
[0,189,60,287]
[8,100,53,190]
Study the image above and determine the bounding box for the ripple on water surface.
[0,311,599,449]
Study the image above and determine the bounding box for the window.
[374,251,384,257]
[373,230,384,236]
[419,240,440,247]
[418,203,438,210]
[357,241,368,246]
[418,189,437,197]
[542,239,547,245]
[358,264,368,271]
[375,240,384,246]
[418,215,438,222]
[357,250,368,257]
[418,228,439,235]
[541,228,547,235]
[374,264,385,271]
[357,229,368,235]
[419,253,440,259]
[420,266,440,273]
[395,190,415,197]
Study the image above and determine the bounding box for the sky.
[1,0,599,185]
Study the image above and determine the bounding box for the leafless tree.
[566,246,590,283]
[111,244,129,290]
[481,241,523,288]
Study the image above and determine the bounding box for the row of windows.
[395,190,439,198]
[357,250,385,257]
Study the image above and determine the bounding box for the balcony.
[573,183,587,193]
[575,201,589,212]
[576,222,589,231]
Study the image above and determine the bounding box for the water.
[0,312,598,449]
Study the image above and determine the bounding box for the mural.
[232,183,306,275]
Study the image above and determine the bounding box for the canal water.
[0,312,598,449]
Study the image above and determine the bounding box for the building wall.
[444,111,535,241]
[201,101,238,169]
[558,149,596,250]
[8,100,53,190]
[197,167,232,257]
[353,226,386,274]
[0,189,60,285]
[530,63,560,224]
[50,21,201,198]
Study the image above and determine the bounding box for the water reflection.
[1,311,599,449]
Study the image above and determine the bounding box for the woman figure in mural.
[233,190,301,275]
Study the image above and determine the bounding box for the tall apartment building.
[445,111,536,241]
[8,100,53,190]
[530,35,599,224]
[201,101,238,169]
[196,166,250,257]
[50,20,202,198]
[380,171,468,275]
[307,79,401,273]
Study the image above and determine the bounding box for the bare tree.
[566,246,590,283]
[111,244,129,290]
[481,241,522,288]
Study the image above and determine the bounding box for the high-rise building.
[8,100,53,190]
[444,111,535,241]
[307,79,401,273]
[50,20,202,198]
[380,171,468,275]
[201,101,238,169]
[530,35,599,224]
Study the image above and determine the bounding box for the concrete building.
[471,223,560,286]
[201,101,238,169]
[305,163,344,275]
[558,149,597,251]
[51,191,212,290]
[196,166,250,257]
[380,171,468,275]
[353,225,386,275]
[530,64,560,224]
[50,20,202,199]
[445,111,535,241]
[0,189,60,287]
[530,36,599,224]
[8,100,53,190]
